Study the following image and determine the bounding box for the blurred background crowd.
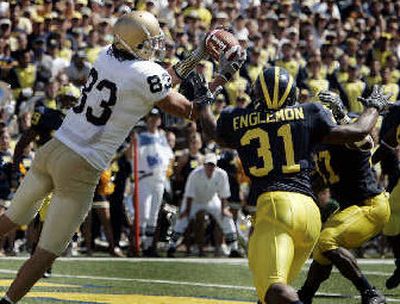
[0,0,397,258]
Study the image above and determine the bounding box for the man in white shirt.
[168,153,241,257]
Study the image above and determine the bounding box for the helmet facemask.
[114,30,165,61]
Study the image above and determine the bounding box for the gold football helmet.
[112,11,164,61]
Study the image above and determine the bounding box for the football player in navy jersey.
[298,90,390,304]
[196,67,390,304]
[13,83,80,167]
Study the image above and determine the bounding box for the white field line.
[0,268,255,290]
[0,257,396,265]
[0,268,399,302]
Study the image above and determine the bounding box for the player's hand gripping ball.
[205,29,241,61]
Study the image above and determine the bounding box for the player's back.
[217,102,335,202]
[315,144,382,208]
[55,46,171,170]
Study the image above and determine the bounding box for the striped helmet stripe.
[259,70,274,109]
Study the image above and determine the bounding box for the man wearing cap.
[137,108,174,257]
[168,153,241,257]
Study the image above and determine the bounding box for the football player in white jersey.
[0,11,245,304]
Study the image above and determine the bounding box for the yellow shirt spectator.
[306,79,330,102]
[247,64,263,84]
[59,47,73,62]
[275,59,300,79]
[382,83,399,103]
[336,71,349,84]
[183,7,212,27]
[224,75,248,105]
[12,64,36,98]
[373,49,392,66]
[390,69,400,83]
[86,46,102,64]
[366,75,381,88]
[343,80,366,113]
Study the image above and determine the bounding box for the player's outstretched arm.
[155,90,214,121]
[322,85,390,144]
[167,34,209,86]
[319,91,374,149]
[323,107,379,144]
[156,91,194,119]
[155,89,220,143]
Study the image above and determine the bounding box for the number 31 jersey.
[55,46,171,170]
[216,102,336,202]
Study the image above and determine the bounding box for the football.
[205,29,241,61]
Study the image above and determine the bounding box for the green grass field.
[0,257,398,303]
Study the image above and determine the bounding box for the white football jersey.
[55,46,172,170]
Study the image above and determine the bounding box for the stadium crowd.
[0,0,397,262]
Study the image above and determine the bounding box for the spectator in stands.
[304,56,330,102]
[168,153,241,258]
[339,63,367,113]
[366,59,382,90]
[381,67,399,103]
[65,51,91,87]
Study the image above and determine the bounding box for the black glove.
[218,46,246,81]
[191,72,221,106]
[357,85,392,113]
[318,90,350,123]
[191,72,214,106]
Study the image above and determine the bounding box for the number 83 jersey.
[217,102,336,203]
[55,46,172,170]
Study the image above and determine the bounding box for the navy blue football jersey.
[31,106,65,146]
[217,102,336,203]
[380,102,400,147]
[315,145,382,209]
[0,152,13,200]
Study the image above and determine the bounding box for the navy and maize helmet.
[251,67,297,111]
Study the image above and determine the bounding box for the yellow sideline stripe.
[26,292,251,304]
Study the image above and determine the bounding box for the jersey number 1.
[73,68,117,126]
[316,150,340,184]
[240,125,300,177]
